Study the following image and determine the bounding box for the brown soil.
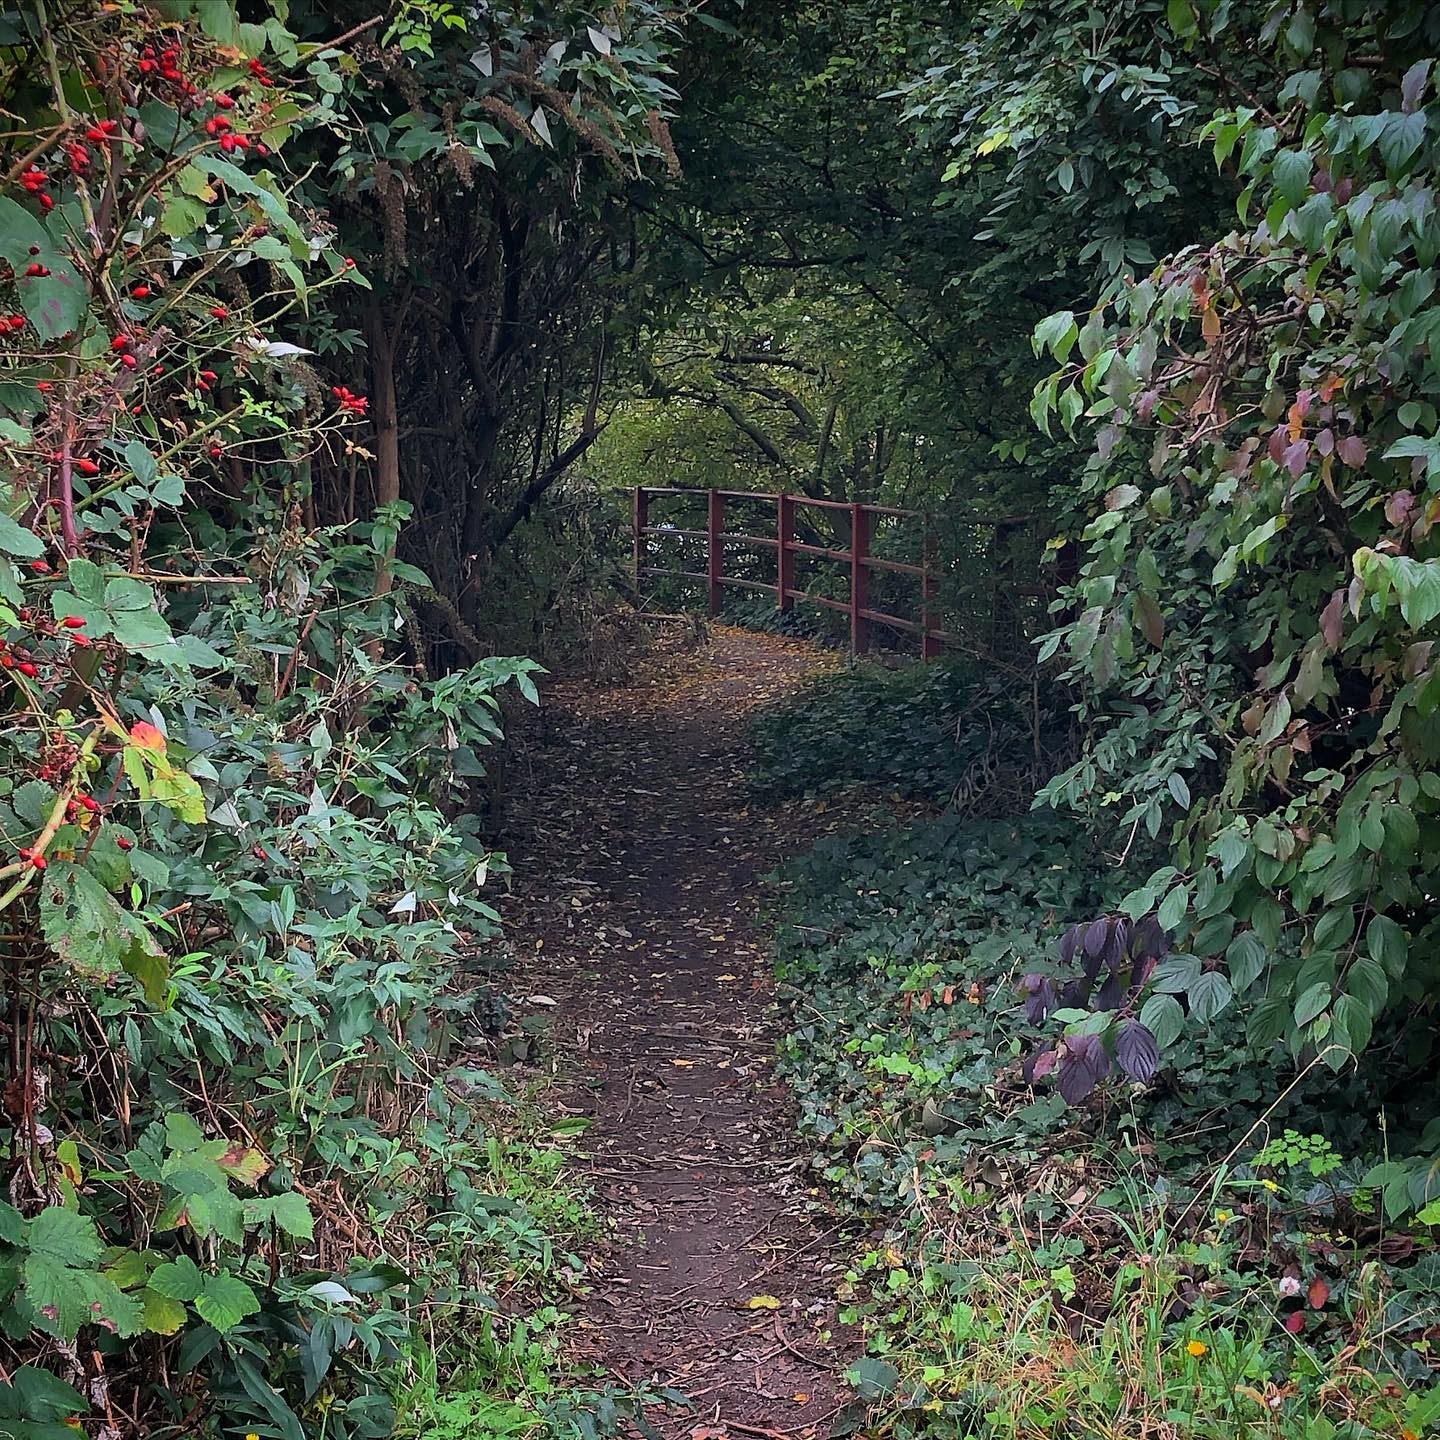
[505,626,859,1440]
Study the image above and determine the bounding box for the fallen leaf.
[1307,1274,1330,1309]
[745,1294,781,1310]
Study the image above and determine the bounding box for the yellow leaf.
[745,1294,781,1310]
[671,1058,697,1067]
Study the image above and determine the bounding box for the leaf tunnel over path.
[505,627,857,1438]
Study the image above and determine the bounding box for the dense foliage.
[0,2,683,1434]
[1032,0,1440,1207]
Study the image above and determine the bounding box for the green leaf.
[0,197,88,340]
[1271,149,1312,207]
[147,1256,204,1302]
[1294,980,1332,1027]
[261,1192,313,1240]
[1139,992,1184,1047]
[27,1207,102,1267]
[194,1271,260,1333]
[141,1287,189,1335]
[1187,970,1233,1024]
[0,508,44,559]
[39,861,156,987]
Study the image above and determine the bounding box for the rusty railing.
[631,485,947,657]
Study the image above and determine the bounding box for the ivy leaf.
[846,1356,900,1400]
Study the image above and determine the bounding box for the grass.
[838,1170,1440,1439]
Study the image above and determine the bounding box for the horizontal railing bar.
[864,557,924,578]
[641,566,709,583]
[641,526,708,541]
[720,576,776,594]
[860,607,922,635]
[720,532,779,548]
[789,495,857,511]
[784,588,851,616]
[790,542,852,563]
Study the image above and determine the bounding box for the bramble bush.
[0,7,608,1436]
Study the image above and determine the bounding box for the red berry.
[214,93,235,109]
[199,369,217,381]
[117,836,134,850]
[62,616,86,629]
[17,661,38,677]
[208,443,223,459]
[86,126,107,142]
[36,381,52,392]
[78,794,99,812]
[74,458,100,476]
[29,560,50,574]
[24,263,48,277]
[38,195,53,211]
[209,305,228,318]
[121,354,138,369]
[30,854,46,870]
[132,284,152,298]
[111,334,131,351]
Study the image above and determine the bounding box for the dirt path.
[505,627,855,1439]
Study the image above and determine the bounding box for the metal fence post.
[707,489,725,618]
[777,493,794,612]
[850,503,871,654]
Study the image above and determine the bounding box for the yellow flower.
[1215,1209,1234,1223]
[1262,1178,1281,1193]
[245,1433,260,1440]
[1187,1340,1209,1358]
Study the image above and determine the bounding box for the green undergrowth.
[750,657,1074,808]
[755,670,1440,1440]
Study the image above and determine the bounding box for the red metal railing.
[632,486,946,657]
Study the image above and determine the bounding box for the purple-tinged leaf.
[1083,916,1110,959]
[1385,489,1416,526]
[1284,438,1311,479]
[1336,434,1367,468]
[1268,426,1288,464]
[1058,922,1082,966]
[1319,588,1344,650]
[1115,1020,1160,1083]
[1103,918,1131,970]
[1131,913,1171,962]
[1315,426,1334,457]
[1020,973,1056,1024]
[1056,1033,1110,1105]
[1095,973,1124,1011]
[1025,1046,1058,1082]
[1402,58,1432,114]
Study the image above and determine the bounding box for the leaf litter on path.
[503,628,870,1438]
